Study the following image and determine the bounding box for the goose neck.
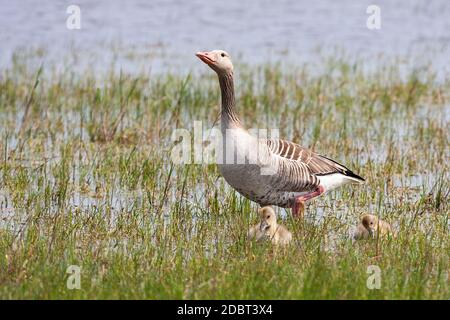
[218,72,241,127]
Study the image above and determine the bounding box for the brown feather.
[267,139,364,180]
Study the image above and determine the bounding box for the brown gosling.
[248,206,293,246]
[353,214,393,240]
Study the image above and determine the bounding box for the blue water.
[1,0,449,75]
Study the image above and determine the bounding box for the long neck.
[218,72,241,128]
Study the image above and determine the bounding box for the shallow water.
[1,0,450,76]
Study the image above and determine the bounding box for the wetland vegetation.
[0,53,448,299]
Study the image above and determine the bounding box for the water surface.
[1,0,449,75]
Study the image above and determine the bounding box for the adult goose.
[196,50,364,217]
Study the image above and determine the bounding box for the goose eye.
[266,216,270,219]
[221,53,225,57]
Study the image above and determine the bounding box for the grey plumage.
[196,50,364,211]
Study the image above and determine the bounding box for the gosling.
[248,206,293,246]
[353,214,393,240]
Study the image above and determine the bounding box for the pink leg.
[291,186,325,218]
[292,200,305,218]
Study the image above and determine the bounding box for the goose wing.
[266,139,364,190]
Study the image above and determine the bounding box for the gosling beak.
[196,51,215,65]
[260,221,269,232]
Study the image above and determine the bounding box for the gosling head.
[361,214,379,237]
[258,206,277,232]
[195,50,233,75]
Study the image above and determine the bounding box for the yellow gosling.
[248,206,293,246]
[353,214,393,240]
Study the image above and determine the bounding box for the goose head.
[361,214,378,237]
[258,206,277,232]
[196,50,233,75]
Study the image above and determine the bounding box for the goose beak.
[196,51,215,65]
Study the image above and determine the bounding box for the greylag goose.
[196,50,364,217]
[353,214,393,240]
[248,206,292,245]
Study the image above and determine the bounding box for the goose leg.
[291,186,325,218]
[292,200,305,218]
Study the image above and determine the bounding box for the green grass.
[0,53,448,299]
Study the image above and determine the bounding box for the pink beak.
[196,51,215,65]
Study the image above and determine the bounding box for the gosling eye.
[221,53,225,57]
[266,215,270,219]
